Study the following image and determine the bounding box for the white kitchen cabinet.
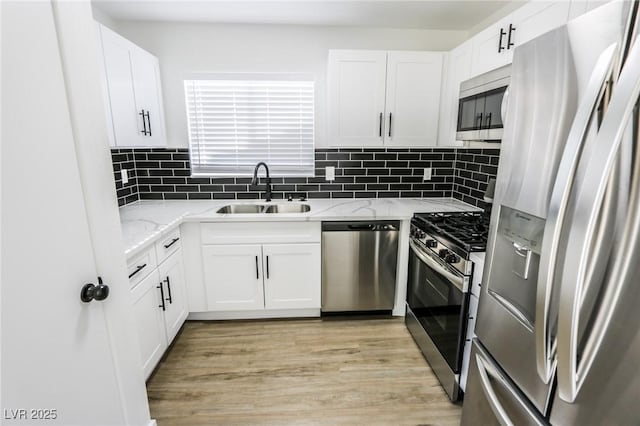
[510,1,571,48]
[328,50,444,147]
[470,17,513,77]
[128,235,188,379]
[97,23,166,147]
[263,243,321,310]
[202,243,322,312]
[568,0,611,21]
[327,50,387,147]
[202,244,265,311]
[130,269,167,380]
[437,41,473,147]
[157,250,188,343]
[384,52,443,147]
[469,2,569,78]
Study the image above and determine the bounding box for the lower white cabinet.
[158,250,188,343]
[131,270,167,379]
[202,243,321,312]
[130,246,187,379]
[263,243,321,310]
[202,244,265,311]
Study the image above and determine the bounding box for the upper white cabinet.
[97,23,166,147]
[328,50,444,147]
[437,42,473,147]
[327,50,387,147]
[470,2,570,77]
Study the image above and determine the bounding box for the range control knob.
[417,231,426,239]
[425,239,437,248]
[445,254,460,264]
[438,249,449,258]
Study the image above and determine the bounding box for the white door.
[202,244,265,311]
[98,24,141,147]
[470,18,513,77]
[130,271,168,380]
[437,42,473,147]
[384,51,444,147]
[328,50,387,147]
[158,249,188,343]
[2,2,150,424]
[130,47,166,147]
[263,243,321,310]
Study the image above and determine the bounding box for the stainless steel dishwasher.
[321,221,399,313]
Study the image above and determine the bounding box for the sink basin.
[264,204,311,214]
[216,204,265,214]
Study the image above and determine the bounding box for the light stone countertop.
[119,198,481,258]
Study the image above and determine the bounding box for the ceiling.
[92,0,518,30]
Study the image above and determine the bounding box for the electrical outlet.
[423,168,432,181]
[326,166,335,181]
[121,168,129,184]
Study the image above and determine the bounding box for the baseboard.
[187,308,321,320]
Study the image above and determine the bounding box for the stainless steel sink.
[216,204,265,214]
[264,204,311,214]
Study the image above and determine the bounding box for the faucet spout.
[252,162,272,202]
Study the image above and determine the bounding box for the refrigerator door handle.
[557,36,640,403]
[475,354,515,426]
[535,43,619,385]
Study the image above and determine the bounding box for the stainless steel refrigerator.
[461,1,640,424]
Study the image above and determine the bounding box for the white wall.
[110,21,468,148]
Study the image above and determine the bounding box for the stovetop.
[412,211,490,254]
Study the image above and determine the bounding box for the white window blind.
[184,78,315,176]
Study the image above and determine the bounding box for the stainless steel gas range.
[405,211,489,401]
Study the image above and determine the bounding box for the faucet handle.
[299,195,307,202]
[287,194,293,202]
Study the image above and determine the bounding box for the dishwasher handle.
[322,221,400,232]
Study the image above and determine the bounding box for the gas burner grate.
[413,211,490,253]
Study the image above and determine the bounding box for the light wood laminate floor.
[146,318,462,425]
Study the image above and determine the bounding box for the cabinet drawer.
[201,222,321,245]
[156,228,181,264]
[127,246,157,289]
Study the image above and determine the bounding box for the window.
[184,77,315,177]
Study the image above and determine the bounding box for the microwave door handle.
[557,38,640,403]
[485,112,493,129]
[535,43,618,385]
[501,87,509,124]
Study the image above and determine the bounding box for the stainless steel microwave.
[456,65,511,142]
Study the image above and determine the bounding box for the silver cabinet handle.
[536,43,618,385]
[557,36,640,403]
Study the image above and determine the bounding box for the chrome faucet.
[251,162,272,202]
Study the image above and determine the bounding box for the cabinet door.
[157,249,188,344]
[437,42,472,146]
[130,47,166,147]
[470,19,513,77]
[98,25,139,147]
[130,270,167,380]
[384,51,444,147]
[202,244,265,311]
[262,243,321,310]
[328,50,387,147]
[568,0,611,20]
[511,1,570,48]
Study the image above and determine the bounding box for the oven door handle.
[409,240,466,293]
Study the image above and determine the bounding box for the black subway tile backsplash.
[111,146,501,209]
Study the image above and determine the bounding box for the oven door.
[407,240,469,372]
